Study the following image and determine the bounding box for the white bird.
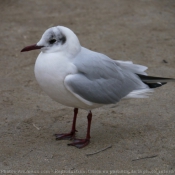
[21,26,174,148]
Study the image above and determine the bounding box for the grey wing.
[65,47,148,104]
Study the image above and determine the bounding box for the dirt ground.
[1,0,175,175]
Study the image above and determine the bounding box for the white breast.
[34,52,91,108]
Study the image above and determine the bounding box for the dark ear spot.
[59,34,66,45]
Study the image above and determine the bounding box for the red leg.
[68,111,92,148]
[55,108,78,140]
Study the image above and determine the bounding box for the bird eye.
[49,39,56,44]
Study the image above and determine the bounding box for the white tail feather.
[123,89,154,99]
[116,60,148,75]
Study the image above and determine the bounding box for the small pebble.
[163,60,168,63]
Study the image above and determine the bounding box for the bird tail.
[124,74,175,99]
[116,60,148,75]
[137,74,175,88]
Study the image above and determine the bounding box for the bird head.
[21,26,81,56]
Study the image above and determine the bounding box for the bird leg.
[55,108,78,140]
[68,110,92,148]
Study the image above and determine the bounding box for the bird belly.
[34,53,94,109]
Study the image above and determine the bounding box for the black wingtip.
[145,82,167,89]
[137,74,174,89]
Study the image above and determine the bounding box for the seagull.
[21,26,174,148]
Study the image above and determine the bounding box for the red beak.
[21,44,43,52]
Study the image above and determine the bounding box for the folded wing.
[64,47,151,105]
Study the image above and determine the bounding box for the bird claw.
[55,132,75,140]
[68,139,90,148]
